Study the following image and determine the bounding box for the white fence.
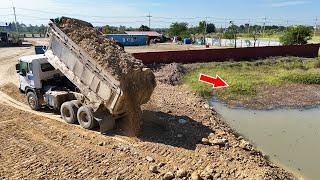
[205,38,282,47]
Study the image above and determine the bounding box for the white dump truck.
[16,19,155,135]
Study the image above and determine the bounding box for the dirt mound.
[56,17,144,80]
[153,63,187,85]
[55,17,156,136]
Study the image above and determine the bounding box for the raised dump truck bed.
[38,18,156,135]
[46,21,125,115]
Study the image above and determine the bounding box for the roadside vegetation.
[183,57,320,102]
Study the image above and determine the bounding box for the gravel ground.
[0,82,295,179]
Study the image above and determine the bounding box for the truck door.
[19,61,34,91]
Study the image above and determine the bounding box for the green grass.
[237,34,320,44]
[183,57,320,101]
[310,36,320,43]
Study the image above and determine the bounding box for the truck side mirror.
[20,69,27,76]
[15,64,20,73]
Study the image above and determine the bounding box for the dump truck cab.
[16,55,62,92]
[16,55,80,112]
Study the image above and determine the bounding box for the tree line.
[0,22,47,34]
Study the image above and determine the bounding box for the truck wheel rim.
[79,112,89,123]
[62,107,71,118]
[28,96,36,108]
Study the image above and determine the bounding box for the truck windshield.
[41,63,55,72]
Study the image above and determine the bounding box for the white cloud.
[270,0,310,7]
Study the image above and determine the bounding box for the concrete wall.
[205,38,282,47]
[132,44,320,65]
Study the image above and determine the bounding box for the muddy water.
[210,101,320,179]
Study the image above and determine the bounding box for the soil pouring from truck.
[16,17,156,136]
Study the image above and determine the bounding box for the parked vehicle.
[0,32,23,46]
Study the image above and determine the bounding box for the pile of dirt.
[0,83,27,104]
[153,63,187,85]
[55,17,156,136]
[56,17,144,80]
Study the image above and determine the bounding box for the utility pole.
[262,17,267,37]
[147,13,152,29]
[204,16,208,45]
[315,17,318,37]
[248,19,251,34]
[11,0,18,33]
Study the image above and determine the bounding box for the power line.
[16,8,146,19]
[0,14,13,16]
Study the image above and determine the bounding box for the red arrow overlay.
[199,74,229,89]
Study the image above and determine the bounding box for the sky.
[0,0,319,28]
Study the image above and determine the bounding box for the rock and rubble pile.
[56,17,144,80]
[153,63,187,85]
[56,17,156,136]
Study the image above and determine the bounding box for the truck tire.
[60,102,78,124]
[77,106,98,130]
[27,92,40,111]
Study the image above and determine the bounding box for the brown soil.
[152,63,187,86]
[0,83,294,179]
[0,83,27,104]
[225,84,320,110]
[57,17,144,80]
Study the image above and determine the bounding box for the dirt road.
[0,45,294,179]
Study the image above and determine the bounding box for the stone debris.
[153,63,187,85]
[191,172,202,180]
[149,165,159,173]
[146,156,155,162]
[239,139,252,150]
[176,169,188,178]
[210,138,227,146]
[163,171,175,180]
[201,138,210,145]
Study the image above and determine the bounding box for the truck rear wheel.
[77,106,98,130]
[60,102,78,124]
[27,92,40,111]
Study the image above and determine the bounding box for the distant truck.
[0,32,23,46]
[16,19,155,134]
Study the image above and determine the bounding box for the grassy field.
[310,36,320,43]
[183,57,320,101]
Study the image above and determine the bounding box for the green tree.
[198,21,216,33]
[139,25,150,31]
[249,28,261,47]
[224,22,238,48]
[206,23,216,33]
[280,25,313,45]
[168,22,190,38]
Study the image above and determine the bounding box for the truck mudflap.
[95,116,115,134]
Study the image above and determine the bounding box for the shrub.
[280,25,313,45]
[284,73,320,84]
